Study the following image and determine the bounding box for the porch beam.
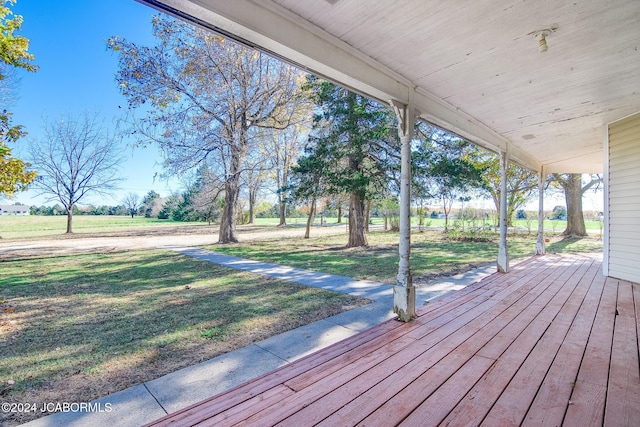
[498,150,510,273]
[391,98,417,322]
[536,166,546,255]
[139,0,542,174]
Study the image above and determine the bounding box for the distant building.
[0,205,30,215]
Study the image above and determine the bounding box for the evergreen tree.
[293,77,398,247]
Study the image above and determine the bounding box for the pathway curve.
[22,246,496,427]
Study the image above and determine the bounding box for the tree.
[413,124,487,232]
[190,165,224,224]
[241,153,269,224]
[0,0,38,198]
[550,173,601,236]
[109,16,303,243]
[469,148,538,227]
[551,205,567,220]
[122,192,141,218]
[141,190,161,218]
[267,121,309,226]
[293,77,398,247]
[291,152,327,239]
[29,113,124,233]
[1,111,36,196]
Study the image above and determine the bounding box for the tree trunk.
[562,174,587,236]
[278,200,287,226]
[347,192,367,247]
[219,147,242,243]
[364,199,371,232]
[248,188,256,224]
[219,179,240,243]
[442,195,452,232]
[276,152,288,227]
[304,198,316,239]
[337,205,342,224]
[66,206,74,234]
[492,191,516,227]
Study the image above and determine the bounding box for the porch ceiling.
[139,0,640,173]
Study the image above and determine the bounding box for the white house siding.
[0,205,30,215]
[607,112,640,283]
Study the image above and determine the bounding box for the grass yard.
[1,215,603,241]
[0,250,367,426]
[208,229,603,284]
[0,215,206,239]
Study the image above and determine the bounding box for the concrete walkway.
[22,249,495,427]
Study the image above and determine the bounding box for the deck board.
[145,254,639,427]
[521,265,607,426]
[563,276,619,426]
[604,280,640,426]
[314,257,575,426]
[444,259,600,426]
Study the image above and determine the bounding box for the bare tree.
[122,192,141,218]
[109,17,303,243]
[241,151,269,224]
[191,164,224,224]
[29,113,123,233]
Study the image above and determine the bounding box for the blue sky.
[9,0,181,207]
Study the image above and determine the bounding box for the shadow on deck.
[146,253,640,426]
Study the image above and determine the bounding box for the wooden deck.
[146,254,640,426]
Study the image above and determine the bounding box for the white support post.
[497,150,510,273]
[391,98,416,322]
[536,166,546,255]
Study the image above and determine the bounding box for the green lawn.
[0,250,365,426]
[207,229,603,284]
[0,215,206,239]
[1,214,602,240]
[254,216,602,232]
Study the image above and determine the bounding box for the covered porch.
[134,1,640,424]
[140,0,640,320]
[147,254,639,426]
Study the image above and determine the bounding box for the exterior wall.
[0,205,30,215]
[606,112,640,283]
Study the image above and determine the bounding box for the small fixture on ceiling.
[325,0,341,4]
[529,25,558,53]
[538,32,549,52]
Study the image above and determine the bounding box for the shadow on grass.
[546,236,603,254]
[0,250,366,426]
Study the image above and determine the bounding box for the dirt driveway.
[0,224,348,260]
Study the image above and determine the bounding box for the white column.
[536,166,546,255]
[497,150,510,273]
[391,99,416,322]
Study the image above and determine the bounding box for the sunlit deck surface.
[147,254,640,426]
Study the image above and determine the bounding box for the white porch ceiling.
[139,0,640,173]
